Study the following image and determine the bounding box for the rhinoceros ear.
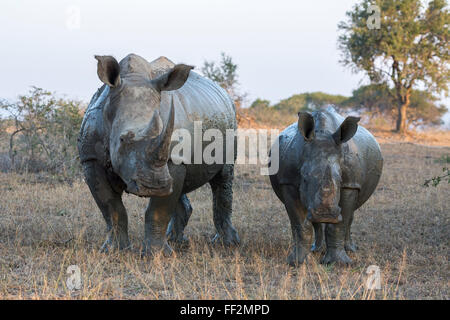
[152,64,194,92]
[332,116,360,145]
[95,55,121,87]
[297,112,315,141]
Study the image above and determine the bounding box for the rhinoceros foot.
[287,246,309,266]
[100,233,130,253]
[167,234,190,247]
[345,241,358,253]
[321,248,352,265]
[141,241,174,257]
[211,229,240,246]
[311,241,325,253]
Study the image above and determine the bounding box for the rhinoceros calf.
[78,54,239,255]
[269,106,383,265]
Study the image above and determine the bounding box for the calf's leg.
[321,188,358,265]
[281,185,313,266]
[344,208,357,252]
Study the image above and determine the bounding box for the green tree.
[250,98,271,109]
[407,90,447,126]
[273,92,349,113]
[1,87,84,176]
[273,94,307,113]
[348,84,447,126]
[338,0,449,133]
[201,52,247,108]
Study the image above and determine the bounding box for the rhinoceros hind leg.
[321,189,358,265]
[166,194,193,246]
[311,222,325,253]
[210,164,240,246]
[82,160,130,252]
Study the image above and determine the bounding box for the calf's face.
[297,112,360,223]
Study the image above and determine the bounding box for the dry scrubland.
[0,141,448,299]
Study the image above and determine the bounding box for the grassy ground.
[0,142,448,299]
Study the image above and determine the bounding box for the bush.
[0,87,84,179]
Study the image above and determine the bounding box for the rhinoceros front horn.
[143,109,164,138]
[156,97,175,164]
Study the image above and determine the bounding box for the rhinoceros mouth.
[127,179,173,197]
[307,209,342,224]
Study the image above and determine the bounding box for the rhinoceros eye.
[119,131,135,144]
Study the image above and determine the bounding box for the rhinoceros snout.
[307,207,342,224]
[126,178,173,198]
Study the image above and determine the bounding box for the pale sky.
[0,0,364,102]
[0,0,448,125]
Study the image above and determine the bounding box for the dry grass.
[368,127,450,147]
[0,142,448,299]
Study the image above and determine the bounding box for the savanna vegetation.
[0,87,84,180]
[0,0,448,300]
[338,0,449,133]
[0,143,448,299]
[242,85,447,130]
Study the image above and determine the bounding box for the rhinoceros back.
[149,56,236,137]
[158,69,237,165]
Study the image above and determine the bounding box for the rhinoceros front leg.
[210,164,240,246]
[281,185,313,266]
[311,222,325,253]
[82,160,130,252]
[345,206,357,253]
[142,165,186,256]
[321,188,358,265]
[166,194,193,245]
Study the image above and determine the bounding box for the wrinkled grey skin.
[269,106,383,265]
[78,53,239,255]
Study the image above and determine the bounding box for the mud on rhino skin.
[269,106,383,265]
[78,53,240,255]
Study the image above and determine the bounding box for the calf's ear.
[332,116,360,145]
[297,112,315,141]
[95,55,121,87]
[152,64,194,92]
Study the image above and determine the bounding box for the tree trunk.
[396,103,407,133]
[395,91,410,134]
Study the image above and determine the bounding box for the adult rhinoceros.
[78,54,239,255]
[269,106,383,265]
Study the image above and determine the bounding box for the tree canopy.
[201,52,247,108]
[271,92,349,113]
[347,84,447,126]
[338,0,449,132]
[249,86,446,128]
[0,87,84,176]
